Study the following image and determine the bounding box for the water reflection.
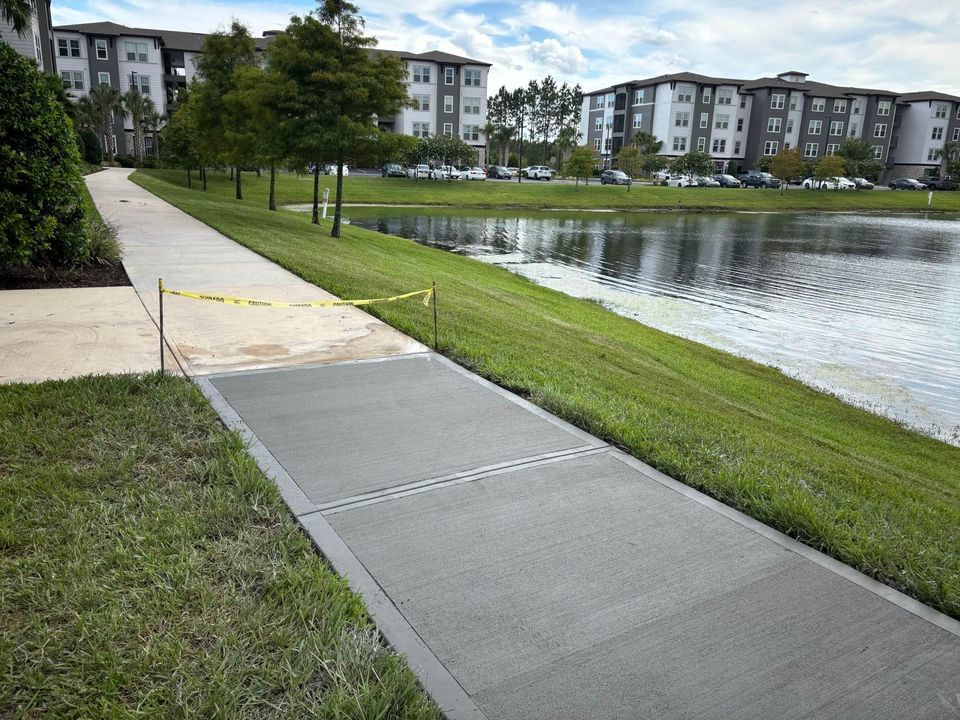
[350,208,960,442]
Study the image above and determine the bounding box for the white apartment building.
[889,92,960,178]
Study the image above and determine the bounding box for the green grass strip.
[132,169,960,621]
[0,373,439,718]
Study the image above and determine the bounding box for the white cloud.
[529,38,586,73]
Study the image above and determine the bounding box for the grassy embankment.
[0,374,438,718]
[133,168,960,620]
[154,168,960,212]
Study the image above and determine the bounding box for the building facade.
[581,70,954,180]
[1,0,56,72]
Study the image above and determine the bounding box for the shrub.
[78,128,102,165]
[84,216,122,265]
[141,158,157,169]
[114,154,135,168]
[0,43,87,268]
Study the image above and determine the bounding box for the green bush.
[78,127,102,165]
[84,216,122,265]
[0,43,87,268]
[114,154,135,168]
[141,158,157,169]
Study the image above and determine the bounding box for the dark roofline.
[375,47,491,67]
[53,21,164,39]
[587,72,747,96]
[897,90,960,104]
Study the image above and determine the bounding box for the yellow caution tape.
[160,286,434,308]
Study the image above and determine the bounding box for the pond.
[342,207,960,443]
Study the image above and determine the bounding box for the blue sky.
[51,0,960,96]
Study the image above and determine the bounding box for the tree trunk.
[202,165,207,191]
[235,166,242,200]
[229,166,234,181]
[187,167,192,189]
[269,165,277,211]
[256,166,261,178]
[332,154,345,238]
[311,165,320,224]
[152,131,159,164]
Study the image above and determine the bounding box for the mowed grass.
[0,374,438,718]
[154,167,960,212]
[133,168,960,620]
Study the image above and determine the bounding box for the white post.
[322,188,330,219]
[928,190,933,207]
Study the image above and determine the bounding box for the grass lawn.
[132,169,960,621]
[155,167,960,213]
[0,374,438,718]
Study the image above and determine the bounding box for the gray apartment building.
[582,70,945,180]
[0,0,57,73]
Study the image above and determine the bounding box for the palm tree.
[1,0,34,35]
[630,131,663,155]
[123,89,152,163]
[934,140,959,180]
[145,109,164,164]
[87,85,122,164]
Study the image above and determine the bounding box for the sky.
[51,0,960,96]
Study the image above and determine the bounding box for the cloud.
[529,38,586,73]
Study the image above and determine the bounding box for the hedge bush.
[0,43,87,268]
[78,127,102,165]
[114,154,135,168]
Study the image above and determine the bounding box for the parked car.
[599,169,631,185]
[695,176,721,188]
[381,163,405,178]
[651,170,671,182]
[915,176,958,190]
[738,172,782,189]
[407,164,430,179]
[849,177,874,190]
[665,175,695,187]
[526,165,555,180]
[506,167,520,177]
[712,174,742,188]
[487,165,512,179]
[430,165,461,180]
[802,176,855,190]
[461,166,487,181]
[324,164,349,176]
[888,178,927,190]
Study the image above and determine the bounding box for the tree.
[836,138,884,182]
[1,0,34,35]
[145,108,164,164]
[814,154,846,189]
[427,133,477,170]
[669,149,715,178]
[0,43,86,268]
[631,132,666,176]
[769,148,803,191]
[122,89,153,163]
[616,146,641,191]
[566,145,597,186]
[161,93,201,188]
[486,86,515,165]
[85,85,122,164]
[934,141,959,180]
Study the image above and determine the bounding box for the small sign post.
[322,188,330,219]
[158,277,165,374]
[928,190,933,207]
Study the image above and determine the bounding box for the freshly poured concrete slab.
[84,169,425,374]
[209,355,599,505]
[0,287,158,383]
[329,451,960,720]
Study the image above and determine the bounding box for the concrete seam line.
[315,445,610,516]
[200,350,436,381]
[609,450,960,638]
[194,377,487,719]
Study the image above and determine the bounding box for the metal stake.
[158,277,165,374]
[432,281,439,351]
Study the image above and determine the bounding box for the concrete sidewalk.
[100,171,960,718]
[85,168,425,375]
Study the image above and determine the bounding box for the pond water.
[343,207,960,443]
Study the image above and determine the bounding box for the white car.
[665,175,695,187]
[526,165,554,180]
[323,164,349,176]
[407,164,430,179]
[430,165,461,180]
[802,176,855,190]
[460,166,487,181]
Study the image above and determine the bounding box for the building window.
[717,89,733,105]
[412,122,430,137]
[676,85,693,102]
[633,89,644,105]
[740,96,746,108]
[595,117,602,131]
[789,97,797,111]
[462,96,480,115]
[130,74,150,95]
[804,142,819,157]
[606,94,614,108]
[95,38,108,60]
[934,104,948,119]
[852,102,861,115]
[442,123,453,137]
[463,69,481,87]
[808,120,822,135]
[770,93,784,110]
[594,96,604,109]
[767,117,781,133]
[956,107,960,120]
[632,113,642,129]
[604,137,612,152]
[785,119,794,134]
[877,100,890,116]
[697,137,706,151]
[672,136,687,152]
[444,67,454,85]
[462,124,480,142]
[125,41,148,62]
[825,143,839,155]
[69,38,81,56]
[763,141,778,155]
[873,145,883,159]
[848,122,858,137]
[833,99,847,113]
[443,95,453,113]
[736,117,744,132]
[733,140,741,155]
[60,71,83,90]
[829,121,844,136]
[932,127,943,140]
[715,114,729,130]
[413,94,430,111]
[57,38,68,56]
[712,138,726,153]
[702,87,711,103]
[699,113,708,129]
[811,97,825,112]
[98,71,111,86]
[412,65,430,83]
[927,148,938,161]
[873,123,887,138]
[594,138,601,151]
[674,112,689,127]
[953,127,960,142]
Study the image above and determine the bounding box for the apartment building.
[375,50,492,163]
[888,91,960,178]
[0,0,56,72]
[582,70,905,177]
